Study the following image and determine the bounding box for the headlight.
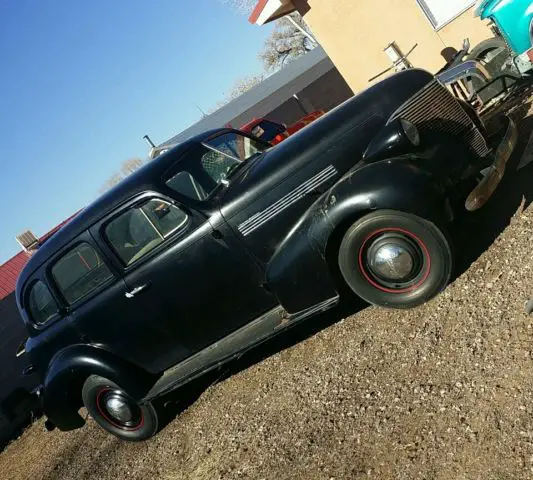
[363,118,421,163]
[400,119,420,147]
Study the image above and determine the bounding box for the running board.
[143,296,339,401]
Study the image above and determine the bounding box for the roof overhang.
[249,0,297,25]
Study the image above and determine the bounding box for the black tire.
[338,210,452,309]
[82,375,159,442]
[466,37,518,103]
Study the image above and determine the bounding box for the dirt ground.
[3,98,533,480]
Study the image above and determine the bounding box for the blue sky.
[0,0,273,263]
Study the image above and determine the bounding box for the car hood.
[221,68,435,212]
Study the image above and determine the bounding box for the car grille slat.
[389,79,489,158]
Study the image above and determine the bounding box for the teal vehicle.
[438,1,533,107]
[475,0,533,61]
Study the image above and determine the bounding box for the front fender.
[480,0,533,54]
[325,157,452,229]
[266,158,452,313]
[43,344,157,431]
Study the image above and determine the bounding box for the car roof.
[17,128,231,295]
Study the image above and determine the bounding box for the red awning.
[249,0,297,25]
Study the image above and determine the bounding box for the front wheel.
[82,375,159,441]
[338,211,453,309]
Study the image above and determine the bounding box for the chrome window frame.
[49,241,114,307]
[104,197,189,267]
[26,279,60,326]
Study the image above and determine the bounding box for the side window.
[27,281,59,325]
[200,149,236,184]
[166,171,207,201]
[52,243,113,305]
[105,199,188,266]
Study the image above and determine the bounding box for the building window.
[417,0,475,30]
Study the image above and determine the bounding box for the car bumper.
[465,115,517,211]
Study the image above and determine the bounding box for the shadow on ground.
[157,294,367,427]
[452,94,533,279]
[158,95,533,431]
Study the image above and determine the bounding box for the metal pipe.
[143,135,156,149]
[285,15,318,46]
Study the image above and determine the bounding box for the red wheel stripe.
[95,387,145,432]
[357,227,431,294]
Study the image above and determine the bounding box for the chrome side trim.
[143,296,339,401]
[238,165,338,236]
[436,60,491,87]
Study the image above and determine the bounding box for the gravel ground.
[3,99,533,480]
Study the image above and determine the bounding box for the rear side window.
[52,243,113,305]
[105,199,188,266]
[28,281,58,325]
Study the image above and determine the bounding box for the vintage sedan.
[17,69,516,441]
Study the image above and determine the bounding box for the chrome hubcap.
[371,244,414,281]
[97,388,143,429]
[105,396,133,423]
[362,231,426,290]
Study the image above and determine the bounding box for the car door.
[45,231,176,374]
[95,193,277,374]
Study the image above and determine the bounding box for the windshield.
[165,132,267,200]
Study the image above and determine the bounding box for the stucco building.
[250,0,492,92]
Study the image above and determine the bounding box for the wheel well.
[324,210,372,291]
[58,372,89,417]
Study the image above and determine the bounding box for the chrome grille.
[389,79,489,157]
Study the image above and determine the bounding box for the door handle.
[15,339,27,358]
[125,284,149,299]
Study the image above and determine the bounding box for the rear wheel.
[338,211,453,309]
[82,375,159,441]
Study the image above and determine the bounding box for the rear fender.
[266,158,452,313]
[43,345,157,431]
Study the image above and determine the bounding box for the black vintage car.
[16,69,516,441]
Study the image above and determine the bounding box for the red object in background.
[240,111,325,145]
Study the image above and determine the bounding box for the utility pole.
[195,103,208,118]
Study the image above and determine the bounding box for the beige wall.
[294,0,492,92]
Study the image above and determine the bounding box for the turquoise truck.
[439,0,533,106]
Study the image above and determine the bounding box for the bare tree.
[120,157,143,177]
[259,13,317,71]
[209,73,266,113]
[226,73,266,101]
[99,157,144,193]
[219,0,256,14]
[220,1,318,71]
